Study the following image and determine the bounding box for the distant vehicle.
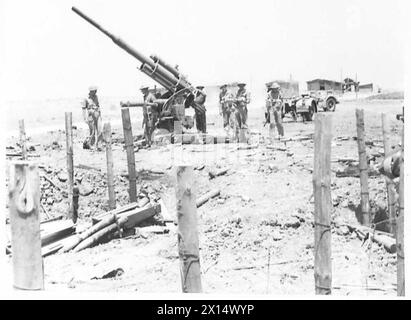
[311,90,339,112]
[282,90,339,122]
[266,80,339,122]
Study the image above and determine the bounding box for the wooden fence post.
[65,112,74,221]
[104,122,116,210]
[9,162,44,290]
[121,108,137,202]
[381,113,396,234]
[355,109,370,226]
[397,125,405,296]
[18,119,27,160]
[313,113,332,295]
[175,166,202,293]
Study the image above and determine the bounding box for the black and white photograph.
[0,0,409,301]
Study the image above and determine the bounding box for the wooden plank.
[121,108,137,202]
[60,214,118,253]
[122,204,161,229]
[159,198,174,222]
[91,203,161,229]
[18,119,27,160]
[91,202,139,224]
[104,122,116,210]
[355,109,370,226]
[40,220,75,247]
[208,168,229,179]
[381,113,396,235]
[397,126,405,296]
[313,113,332,295]
[73,216,128,253]
[65,112,74,221]
[196,189,220,208]
[9,162,44,290]
[175,166,202,293]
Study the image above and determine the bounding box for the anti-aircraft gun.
[71,7,206,138]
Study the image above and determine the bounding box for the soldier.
[194,85,207,133]
[219,84,230,129]
[82,86,103,150]
[235,83,250,128]
[265,82,284,138]
[140,86,158,146]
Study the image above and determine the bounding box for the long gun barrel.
[71,7,194,94]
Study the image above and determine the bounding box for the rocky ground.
[4,98,403,295]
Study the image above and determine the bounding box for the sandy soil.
[4,98,403,296]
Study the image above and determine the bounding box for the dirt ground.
[4,98,403,295]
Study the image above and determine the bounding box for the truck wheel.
[304,106,314,121]
[326,98,336,112]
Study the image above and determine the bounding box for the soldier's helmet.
[238,83,246,88]
[220,84,227,89]
[88,86,98,92]
[196,86,205,90]
[140,85,149,91]
[270,82,280,90]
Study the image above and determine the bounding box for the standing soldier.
[82,86,103,150]
[140,86,158,147]
[265,82,284,139]
[194,85,207,133]
[219,84,230,129]
[235,83,250,128]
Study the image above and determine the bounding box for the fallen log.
[331,157,358,163]
[352,225,396,253]
[122,204,161,229]
[91,202,140,224]
[266,146,287,151]
[159,199,174,223]
[236,144,259,151]
[335,165,380,178]
[41,215,64,224]
[92,203,161,228]
[6,152,40,158]
[196,189,220,208]
[74,164,101,172]
[280,135,312,143]
[40,220,75,247]
[209,168,229,179]
[73,216,128,253]
[137,197,150,208]
[40,174,62,191]
[60,214,119,253]
[41,233,79,257]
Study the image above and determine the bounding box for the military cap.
[220,84,227,89]
[196,85,205,90]
[88,86,98,92]
[140,85,149,91]
[237,83,246,87]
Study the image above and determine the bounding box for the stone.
[79,183,94,196]
[284,217,301,229]
[241,195,251,202]
[336,225,350,236]
[272,230,283,241]
[57,172,68,182]
[268,164,279,172]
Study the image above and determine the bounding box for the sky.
[0,0,409,101]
